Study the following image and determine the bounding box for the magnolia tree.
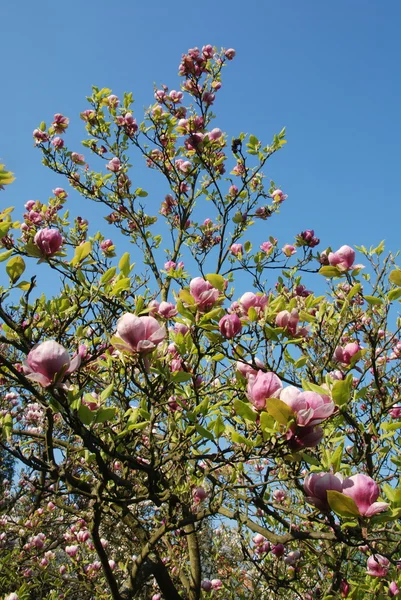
[1,45,401,600]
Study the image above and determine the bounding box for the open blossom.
[34,228,63,256]
[23,341,81,388]
[342,474,389,517]
[282,244,296,257]
[271,189,287,203]
[52,113,69,133]
[280,386,335,426]
[328,245,356,271]
[239,292,268,315]
[276,309,299,335]
[334,342,361,364]
[247,371,283,410]
[189,278,220,311]
[33,129,49,143]
[71,152,85,165]
[304,472,343,511]
[260,241,276,255]
[106,157,121,172]
[230,243,243,256]
[219,314,242,339]
[224,48,236,60]
[115,314,166,354]
[157,302,178,319]
[366,554,390,577]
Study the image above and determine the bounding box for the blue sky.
[2,0,401,286]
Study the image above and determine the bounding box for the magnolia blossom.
[34,228,63,256]
[219,314,242,339]
[328,245,356,271]
[247,371,282,410]
[334,342,360,365]
[106,157,121,172]
[389,581,400,597]
[236,358,264,379]
[115,314,166,354]
[192,486,207,503]
[342,474,389,517]
[282,244,296,257]
[304,472,343,511]
[189,278,220,311]
[230,243,243,256]
[271,189,287,203]
[280,386,335,426]
[23,341,81,388]
[239,292,268,315]
[157,302,178,319]
[275,309,299,335]
[366,554,390,577]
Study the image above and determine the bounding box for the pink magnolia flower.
[52,137,64,149]
[260,241,274,255]
[334,342,360,364]
[53,187,67,198]
[282,244,296,257]
[189,277,220,311]
[107,94,120,108]
[219,314,242,339]
[304,472,343,511]
[280,386,335,426]
[192,486,207,503]
[275,309,299,335]
[272,543,285,557]
[224,48,236,60]
[23,341,81,388]
[34,228,63,256]
[115,314,166,354]
[389,404,401,418]
[366,554,390,577]
[106,157,121,172]
[33,128,49,143]
[71,152,85,165]
[342,474,389,517]
[328,245,356,271]
[247,371,283,410]
[236,358,264,379]
[157,302,178,319]
[230,243,243,256]
[271,189,288,203]
[52,114,69,133]
[100,239,114,253]
[389,581,400,597]
[211,579,223,590]
[208,128,223,141]
[239,292,268,315]
[65,545,79,558]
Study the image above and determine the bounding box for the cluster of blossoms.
[304,472,389,516]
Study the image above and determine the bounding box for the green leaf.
[71,241,92,266]
[260,411,275,432]
[78,404,95,426]
[205,273,225,292]
[0,249,13,262]
[213,415,226,438]
[195,424,215,442]
[265,397,294,425]
[381,421,401,431]
[319,266,341,278]
[172,371,192,383]
[179,288,195,305]
[110,277,131,296]
[100,267,117,285]
[118,252,131,276]
[364,295,383,305]
[327,490,360,517]
[6,256,25,283]
[244,240,252,253]
[95,407,116,423]
[100,383,114,401]
[330,443,344,472]
[233,399,257,422]
[332,379,351,407]
[388,288,401,301]
[389,270,401,286]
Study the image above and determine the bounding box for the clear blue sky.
[2,0,401,274]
